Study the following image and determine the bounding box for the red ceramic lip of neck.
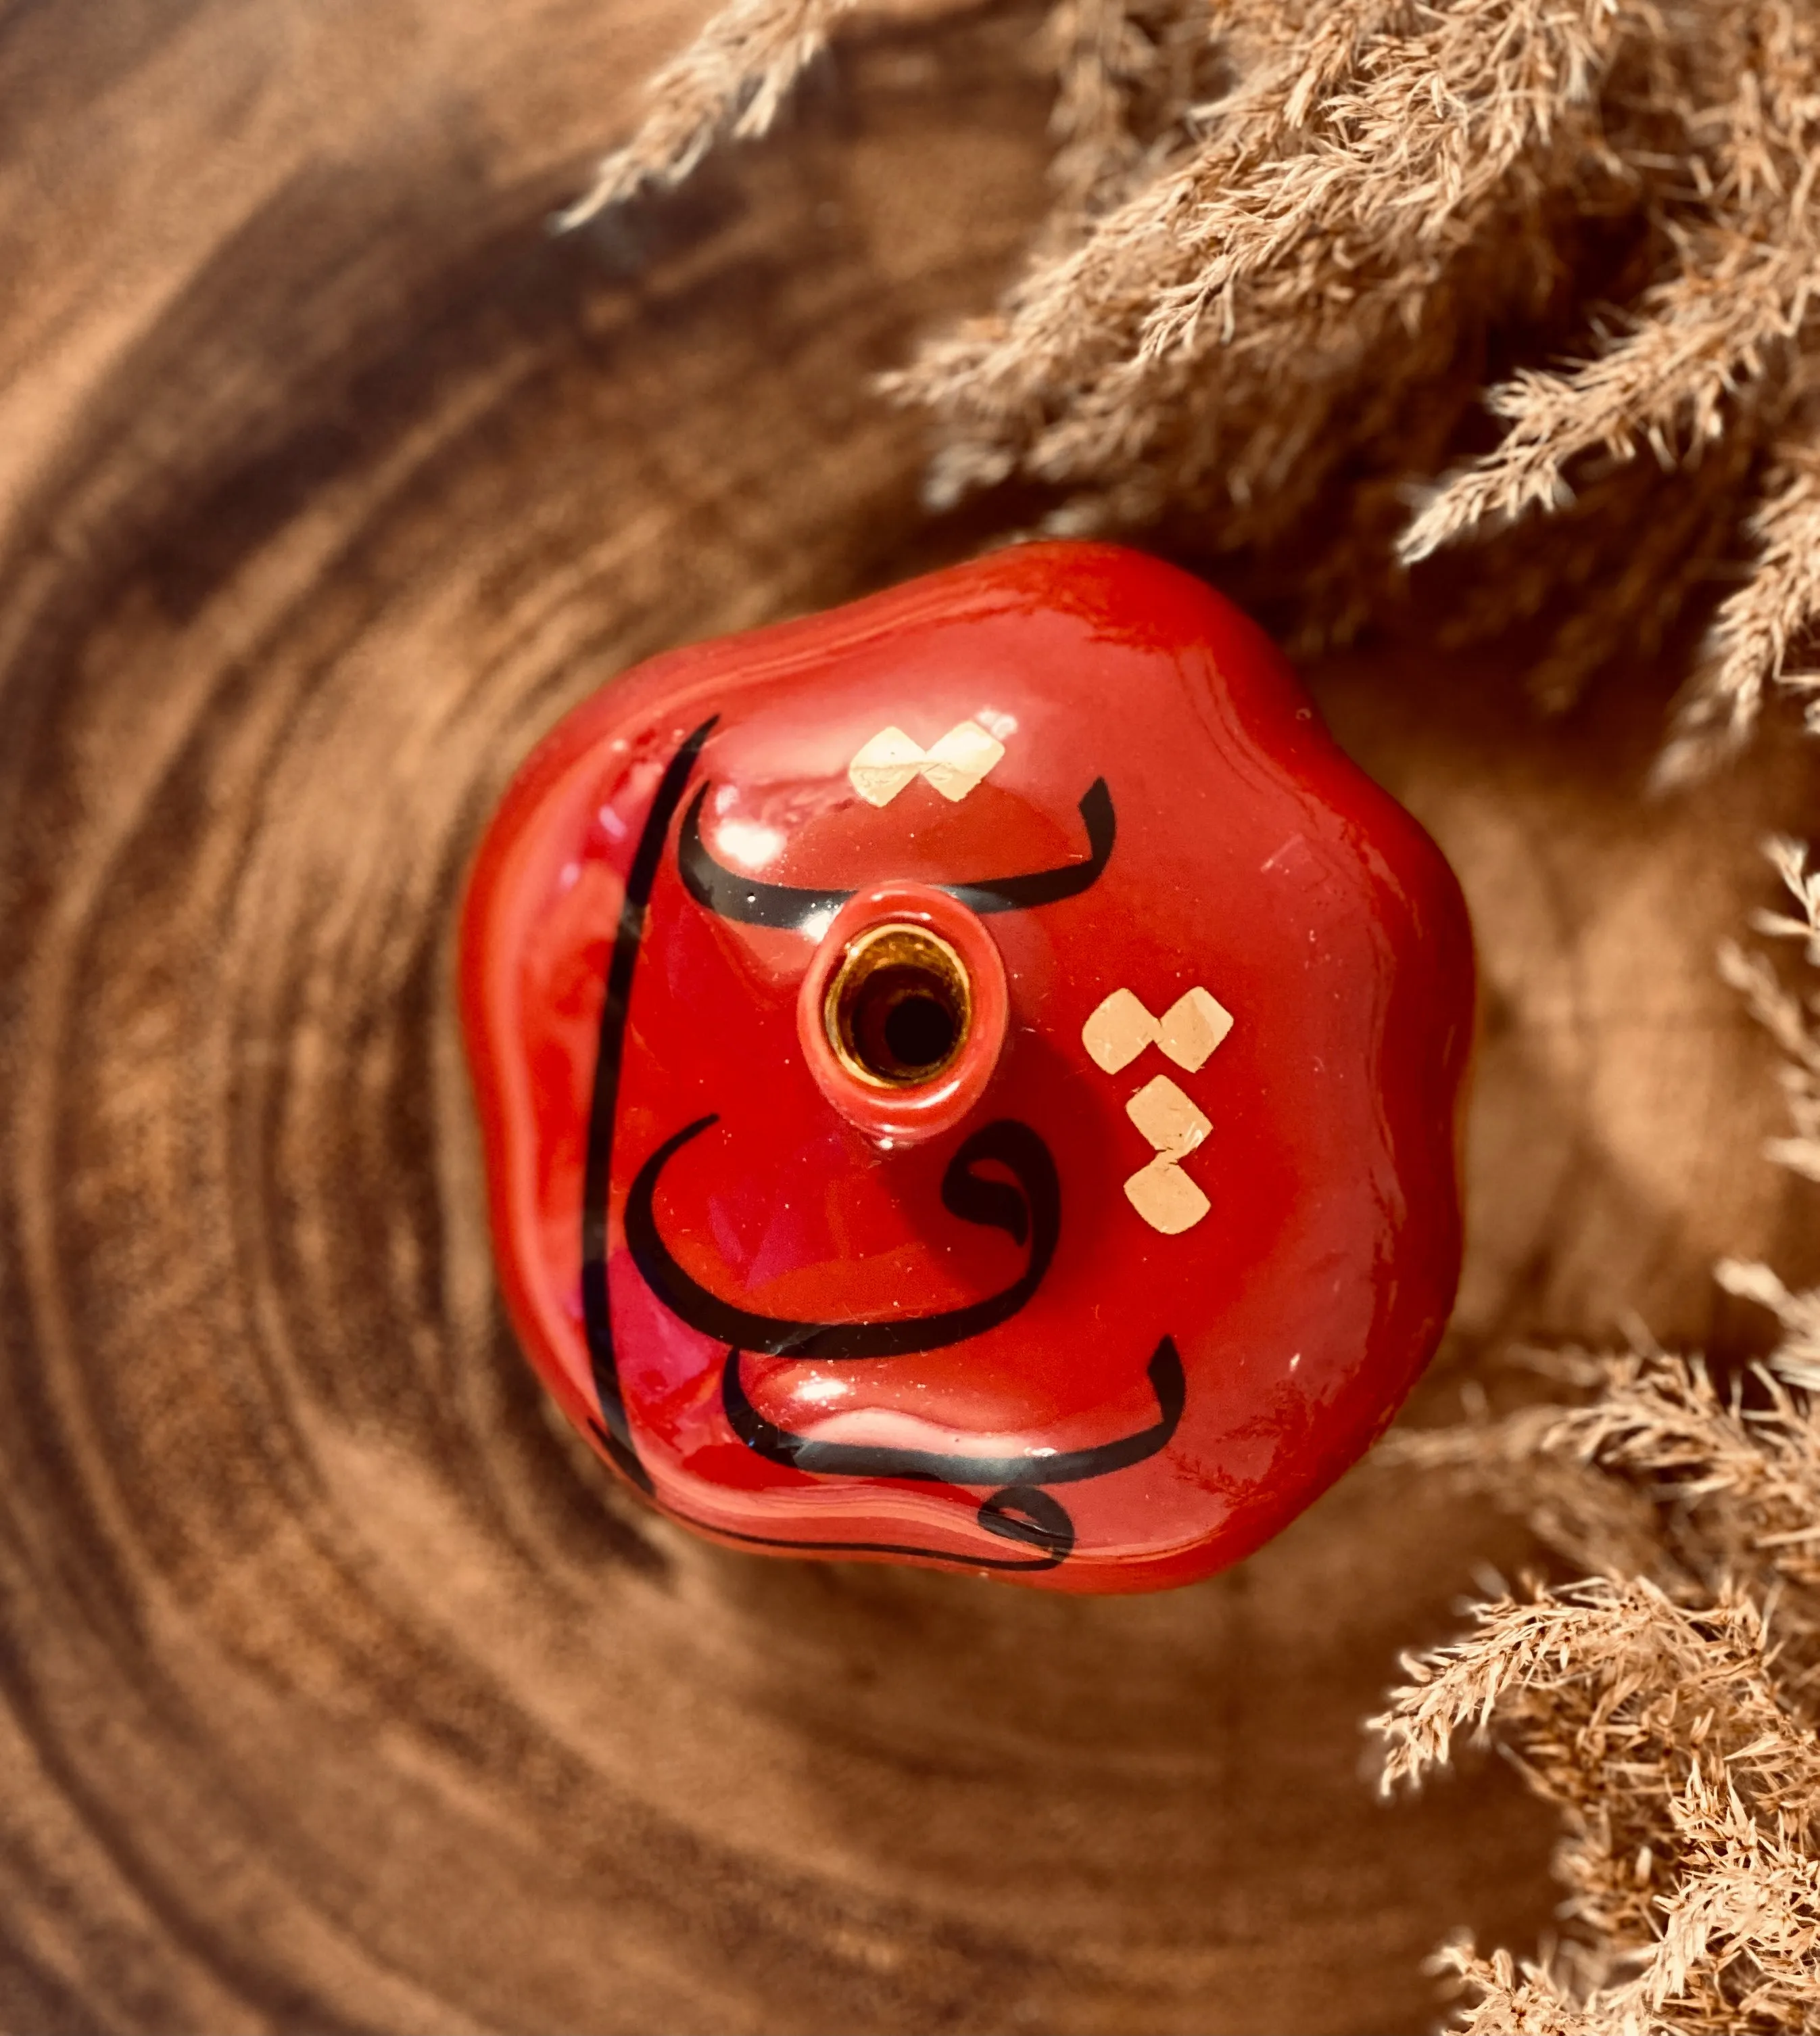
[796,880,1009,1146]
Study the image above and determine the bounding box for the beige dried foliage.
[1719,834,1820,1206]
[1658,421,1820,784]
[1372,844,1820,2030]
[581,15,1820,2022]
[577,0,1820,766]
[554,0,869,229]
[1039,0,1152,220]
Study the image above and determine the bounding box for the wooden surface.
[1,4,1815,2030]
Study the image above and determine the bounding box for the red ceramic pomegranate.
[460,541,1473,1592]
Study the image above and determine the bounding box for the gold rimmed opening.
[823,922,972,1089]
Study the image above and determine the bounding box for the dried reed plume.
[574,5,1820,2022]
[1372,840,1820,2031]
[554,0,867,229]
[571,0,1820,772]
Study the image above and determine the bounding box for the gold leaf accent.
[1125,1074,1211,1160]
[1122,1156,1210,1236]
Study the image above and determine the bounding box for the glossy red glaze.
[460,541,1474,1592]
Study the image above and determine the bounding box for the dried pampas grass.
[570,0,1820,777]
[1374,838,1820,2033]
[567,3,1820,2024]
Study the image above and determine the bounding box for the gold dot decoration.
[848,721,1005,806]
[1082,985,1234,1234]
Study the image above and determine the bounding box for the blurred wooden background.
[1,3,1815,2029]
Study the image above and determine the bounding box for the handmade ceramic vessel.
[460,541,1474,1591]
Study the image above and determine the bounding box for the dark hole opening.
[826,922,973,1089]
[848,962,963,1082]
[883,992,957,1071]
